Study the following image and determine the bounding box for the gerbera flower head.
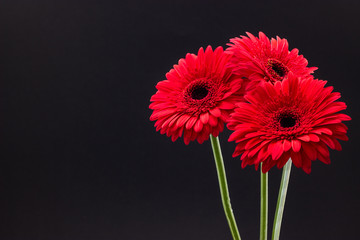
[226,32,318,91]
[227,73,350,173]
[150,46,246,145]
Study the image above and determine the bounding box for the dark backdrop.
[0,0,359,240]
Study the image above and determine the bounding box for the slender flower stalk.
[260,163,268,240]
[272,160,292,240]
[210,135,241,240]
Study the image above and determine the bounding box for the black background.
[0,0,359,239]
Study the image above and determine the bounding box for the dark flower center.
[191,85,209,100]
[270,110,302,136]
[183,79,216,112]
[280,115,297,128]
[275,110,300,130]
[267,59,289,81]
[185,79,211,101]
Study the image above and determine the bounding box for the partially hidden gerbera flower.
[227,74,350,173]
[226,32,318,91]
[150,46,246,145]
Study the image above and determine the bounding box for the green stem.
[210,135,241,240]
[260,163,268,240]
[271,159,292,240]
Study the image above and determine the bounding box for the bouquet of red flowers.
[149,32,350,240]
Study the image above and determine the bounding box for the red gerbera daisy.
[150,46,246,145]
[226,32,318,91]
[227,74,350,173]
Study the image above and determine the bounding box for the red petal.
[282,76,290,95]
[308,134,320,142]
[200,112,209,124]
[301,151,312,174]
[271,141,284,161]
[248,143,265,158]
[312,128,332,135]
[218,101,234,109]
[256,145,270,163]
[320,135,336,149]
[194,120,203,132]
[185,117,197,130]
[176,114,191,128]
[290,152,302,168]
[318,154,330,164]
[301,143,317,160]
[209,108,222,117]
[150,109,175,121]
[208,114,218,127]
[245,137,262,150]
[297,135,310,142]
[291,139,301,152]
[283,139,292,152]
